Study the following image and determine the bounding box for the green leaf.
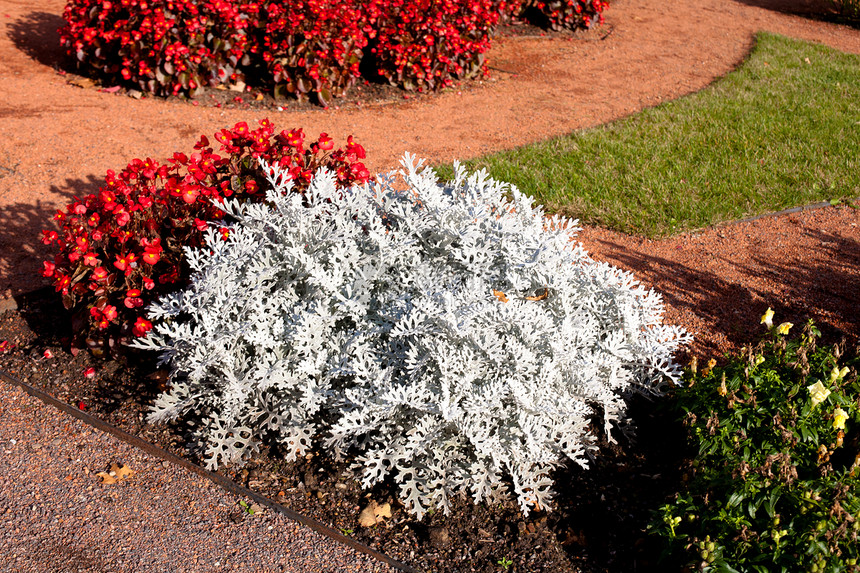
[317,87,332,107]
[711,561,742,573]
[766,486,783,517]
[728,491,746,508]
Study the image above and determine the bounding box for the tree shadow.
[0,174,101,307]
[589,227,859,358]
[731,0,859,26]
[7,11,75,71]
[743,227,860,339]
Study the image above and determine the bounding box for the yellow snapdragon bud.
[833,407,848,430]
[830,366,850,382]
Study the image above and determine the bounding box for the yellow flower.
[776,322,793,335]
[834,407,849,430]
[808,381,831,407]
[761,308,774,328]
[830,366,850,382]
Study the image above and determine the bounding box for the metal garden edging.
[0,368,420,573]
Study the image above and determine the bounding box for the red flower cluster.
[253,0,368,105]
[60,0,608,103]
[366,0,507,92]
[60,0,252,96]
[522,0,607,31]
[41,120,369,356]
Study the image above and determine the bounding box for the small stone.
[302,470,318,489]
[428,526,450,547]
[335,482,347,490]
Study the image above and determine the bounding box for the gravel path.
[0,381,395,573]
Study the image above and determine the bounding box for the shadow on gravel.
[591,229,860,358]
[732,0,860,26]
[745,228,860,337]
[0,175,98,300]
[7,11,74,70]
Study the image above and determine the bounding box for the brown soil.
[1,0,859,572]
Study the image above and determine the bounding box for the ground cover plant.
[40,119,369,357]
[59,0,608,104]
[651,314,860,572]
[130,154,691,519]
[434,33,860,237]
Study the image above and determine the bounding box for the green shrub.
[651,312,860,573]
[831,0,860,20]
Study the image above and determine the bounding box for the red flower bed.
[518,0,607,31]
[254,0,369,106]
[41,120,369,355]
[60,0,608,103]
[60,0,253,96]
[365,0,507,92]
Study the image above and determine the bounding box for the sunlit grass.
[435,33,860,237]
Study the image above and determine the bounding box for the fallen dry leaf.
[358,500,392,527]
[492,289,508,303]
[96,462,134,485]
[229,80,246,92]
[524,288,550,301]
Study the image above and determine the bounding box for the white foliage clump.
[132,153,692,519]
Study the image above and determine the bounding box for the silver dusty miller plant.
[132,153,692,519]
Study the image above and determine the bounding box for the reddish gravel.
[1,0,859,571]
[0,381,394,573]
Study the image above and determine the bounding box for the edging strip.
[0,368,420,573]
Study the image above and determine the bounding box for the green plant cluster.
[831,0,860,20]
[652,315,860,572]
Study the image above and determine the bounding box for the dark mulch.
[0,287,693,573]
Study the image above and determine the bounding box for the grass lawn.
[435,32,860,237]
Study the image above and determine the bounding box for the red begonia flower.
[317,133,334,151]
[133,317,153,337]
[83,252,100,266]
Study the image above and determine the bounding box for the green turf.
[434,32,860,237]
